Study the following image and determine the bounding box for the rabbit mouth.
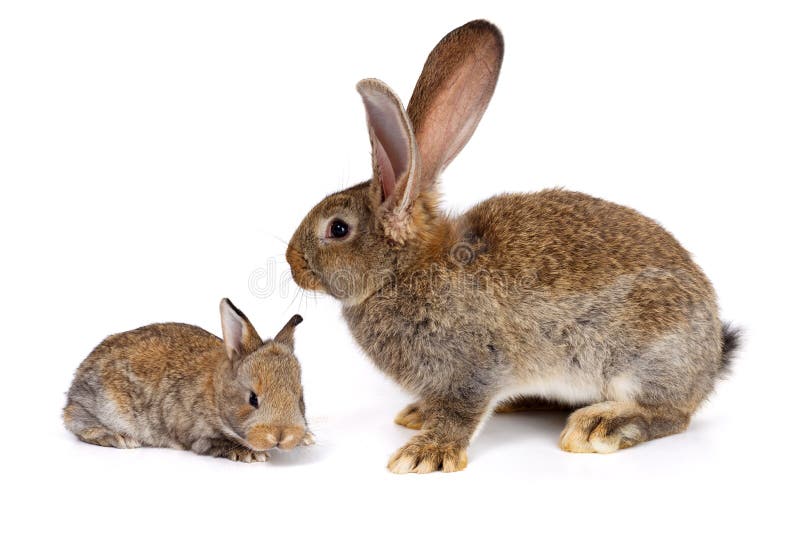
[286,245,326,292]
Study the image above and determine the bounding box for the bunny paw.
[559,402,645,454]
[78,428,142,449]
[300,431,316,446]
[387,439,468,474]
[226,447,269,463]
[394,402,427,430]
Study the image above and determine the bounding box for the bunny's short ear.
[219,298,262,361]
[407,20,504,184]
[274,314,303,349]
[357,78,422,241]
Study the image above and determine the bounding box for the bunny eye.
[327,219,350,239]
[249,391,259,408]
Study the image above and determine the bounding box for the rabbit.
[286,19,739,474]
[63,299,314,462]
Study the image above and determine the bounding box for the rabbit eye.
[249,391,259,408]
[327,219,350,239]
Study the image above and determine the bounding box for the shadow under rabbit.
[468,410,572,462]
[266,443,330,467]
[467,409,724,467]
[60,425,330,468]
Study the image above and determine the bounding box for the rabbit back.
[464,189,701,290]
[64,323,222,449]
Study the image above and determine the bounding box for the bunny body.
[287,21,737,473]
[64,300,312,462]
[344,189,722,407]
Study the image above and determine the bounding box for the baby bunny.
[63,299,313,462]
[287,20,738,473]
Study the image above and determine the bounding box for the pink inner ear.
[373,134,397,201]
[414,59,495,182]
[359,85,412,204]
[222,308,244,356]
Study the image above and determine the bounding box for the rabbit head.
[216,299,308,451]
[287,20,503,303]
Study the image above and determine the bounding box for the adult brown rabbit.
[63,299,313,462]
[287,20,738,473]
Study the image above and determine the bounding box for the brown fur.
[287,20,737,473]
[63,300,313,461]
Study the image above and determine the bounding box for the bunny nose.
[276,426,306,450]
[247,425,305,451]
[245,424,274,451]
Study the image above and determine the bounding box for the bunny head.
[216,299,309,451]
[287,20,503,304]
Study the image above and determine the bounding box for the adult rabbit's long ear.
[357,78,423,241]
[356,21,503,243]
[407,20,504,185]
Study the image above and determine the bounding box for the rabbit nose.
[248,426,305,451]
[246,425,277,451]
[276,426,306,450]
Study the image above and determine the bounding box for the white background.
[2,1,798,537]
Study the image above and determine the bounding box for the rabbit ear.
[407,20,504,184]
[219,298,262,361]
[274,314,303,349]
[357,78,423,240]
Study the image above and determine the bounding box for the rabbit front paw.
[300,431,316,446]
[387,438,468,474]
[226,447,270,463]
[394,402,428,430]
[203,439,270,462]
